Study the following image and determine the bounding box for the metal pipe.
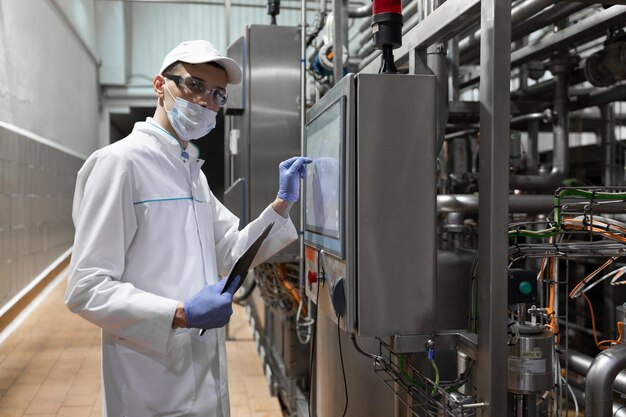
[427,0,448,154]
[348,1,371,17]
[561,348,626,396]
[527,119,539,175]
[511,2,587,43]
[460,1,587,65]
[225,0,232,48]
[511,68,586,101]
[511,6,626,69]
[601,103,616,186]
[510,59,569,190]
[458,0,555,60]
[585,344,626,417]
[437,194,554,214]
[449,36,460,101]
[510,109,553,125]
[333,0,346,83]
[571,84,626,111]
[569,384,626,417]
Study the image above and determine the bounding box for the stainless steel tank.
[507,325,554,394]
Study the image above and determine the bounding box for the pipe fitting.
[585,344,626,417]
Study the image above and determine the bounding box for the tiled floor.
[0,273,283,417]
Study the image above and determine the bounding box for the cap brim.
[211,57,243,85]
[177,55,242,85]
[160,55,242,85]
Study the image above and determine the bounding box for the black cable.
[337,314,348,417]
[305,11,327,47]
[350,333,382,362]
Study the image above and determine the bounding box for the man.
[65,40,311,416]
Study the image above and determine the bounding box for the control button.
[307,271,318,284]
[519,281,532,295]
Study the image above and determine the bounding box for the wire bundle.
[254,262,304,316]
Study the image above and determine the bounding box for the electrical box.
[304,73,437,337]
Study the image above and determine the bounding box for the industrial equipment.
[303,72,437,336]
[224,2,626,416]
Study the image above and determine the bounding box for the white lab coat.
[65,118,297,417]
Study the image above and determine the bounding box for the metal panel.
[225,37,245,114]
[355,73,437,336]
[247,25,302,259]
[314,309,396,417]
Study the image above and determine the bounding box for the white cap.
[160,40,242,85]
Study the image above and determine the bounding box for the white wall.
[0,0,100,156]
[96,1,305,90]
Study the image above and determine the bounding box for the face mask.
[164,85,217,141]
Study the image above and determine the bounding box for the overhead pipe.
[510,57,570,190]
[585,344,626,417]
[511,68,586,101]
[461,1,587,65]
[348,1,371,17]
[458,0,556,62]
[511,2,588,44]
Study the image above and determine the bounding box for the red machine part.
[372,0,402,16]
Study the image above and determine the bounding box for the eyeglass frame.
[163,73,228,106]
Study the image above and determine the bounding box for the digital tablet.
[200,222,275,335]
[220,221,275,294]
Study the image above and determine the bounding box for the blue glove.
[184,276,240,330]
[277,156,313,202]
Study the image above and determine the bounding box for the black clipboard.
[200,222,275,335]
[220,221,275,294]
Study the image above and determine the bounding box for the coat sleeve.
[65,150,179,355]
[211,192,298,277]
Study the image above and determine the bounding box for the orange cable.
[275,263,306,315]
[582,293,600,347]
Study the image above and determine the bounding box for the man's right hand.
[182,277,240,330]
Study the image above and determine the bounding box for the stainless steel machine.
[225,24,302,261]
[224,24,311,416]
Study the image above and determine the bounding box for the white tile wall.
[0,126,84,310]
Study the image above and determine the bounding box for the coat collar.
[138,118,201,161]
